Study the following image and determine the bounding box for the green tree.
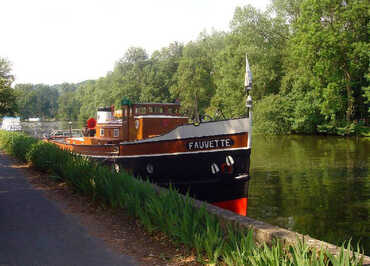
[272,0,304,24]
[111,47,149,104]
[14,83,58,119]
[75,80,99,122]
[363,73,370,113]
[140,42,183,102]
[171,41,214,121]
[209,5,289,119]
[283,0,369,124]
[57,91,80,121]
[0,58,17,115]
[14,84,37,118]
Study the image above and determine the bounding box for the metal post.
[68,121,72,137]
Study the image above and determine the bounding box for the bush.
[0,130,39,162]
[26,141,71,173]
[254,94,293,135]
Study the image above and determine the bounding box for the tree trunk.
[345,71,354,122]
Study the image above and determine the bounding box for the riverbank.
[0,130,368,265]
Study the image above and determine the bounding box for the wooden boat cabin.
[65,101,188,145]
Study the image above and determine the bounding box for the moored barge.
[46,56,254,216]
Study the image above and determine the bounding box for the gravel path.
[0,153,136,266]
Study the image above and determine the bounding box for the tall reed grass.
[0,130,365,265]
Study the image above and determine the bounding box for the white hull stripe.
[134,115,188,119]
[88,147,250,159]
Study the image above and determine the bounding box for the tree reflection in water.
[248,135,370,255]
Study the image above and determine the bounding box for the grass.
[0,130,365,265]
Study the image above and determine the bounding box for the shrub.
[254,94,293,135]
[0,130,39,162]
[26,141,70,173]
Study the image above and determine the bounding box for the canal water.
[22,122,370,254]
[249,135,369,255]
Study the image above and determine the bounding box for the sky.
[1,0,269,85]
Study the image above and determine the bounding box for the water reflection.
[249,135,370,255]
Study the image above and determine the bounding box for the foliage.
[0,57,17,115]
[26,141,71,172]
[281,0,369,127]
[14,83,59,119]
[0,131,38,162]
[140,42,183,103]
[171,41,214,121]
[363,73,370,113]
[253,94,293,135]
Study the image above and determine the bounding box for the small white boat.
[1,117,22,131]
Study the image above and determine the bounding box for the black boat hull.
[111,148,251,214]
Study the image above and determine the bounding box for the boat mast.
[245,55,253,149]
[245,55,253,118]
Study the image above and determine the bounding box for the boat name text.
[186,138,234,151]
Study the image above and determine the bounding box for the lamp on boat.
[246,95,253,108]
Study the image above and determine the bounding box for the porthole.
[146,163,154,174]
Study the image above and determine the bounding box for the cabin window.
[148,106,154,113]
[135,107,146,114]
[113,128,119,137]
[168,107,173,114]
[100,128,104,136]
[154,106,163,113]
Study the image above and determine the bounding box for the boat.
[28,117,41,122]
[46,56,253,216]
[1,117,22,131]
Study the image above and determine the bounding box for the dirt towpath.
[0,152,136,266]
